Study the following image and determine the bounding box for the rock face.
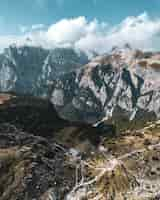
[1,45,160,125]
[51,47,160,124]
[0,46,88,97]
[0,44,160,199]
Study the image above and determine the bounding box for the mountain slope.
[0,93,160,199]
[1,45,160,126]
[0,46,88,96]
[51,47,160,125]
[0,93,115,152]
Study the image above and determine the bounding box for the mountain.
[0,45,88,97]
[0,122,75,200]
[51,46,160,127]
[1,45,160,127]
[0,93,160,199]
[0,44,160,199]
[0,93,115,153]
[0,93,117,199]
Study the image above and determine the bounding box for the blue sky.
[0,0,159,34]
[0,0,160,53]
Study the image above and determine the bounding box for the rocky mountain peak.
[0,45,89,96]
[1,45,160,126]
[50,48,160,125]
[0,45,160,199]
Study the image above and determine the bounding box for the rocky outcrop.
[0,46,88,96]
[66,121,160,200]
[0,123,76,200]
[1,45,160,126]
[51,47,160,125]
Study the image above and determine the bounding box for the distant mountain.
[0,45,89,96]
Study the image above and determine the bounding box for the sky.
[0,0,159,34]
[0,0,160,53]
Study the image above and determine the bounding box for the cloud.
[75,13,160,53]
[104,13,160,52]
[1,13,160,54]
[0,35,25,51]
[46,17,106,44]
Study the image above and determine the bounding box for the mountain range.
[0,45,88,96]
[1,45,160,127]
[1,45,160,199]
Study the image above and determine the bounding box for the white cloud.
[1,13,160,54]
[75,13,160,54]
[0,35,25,51]
[46,17,106,44]
[46,17,87,44]
[104,13,160,52]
